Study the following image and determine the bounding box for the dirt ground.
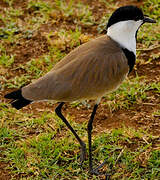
[1,0,159,134]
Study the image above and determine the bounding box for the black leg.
[88,104,110,175]
[55,102,86,164]
[87,104,98,173]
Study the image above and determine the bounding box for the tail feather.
[4,89,32,110]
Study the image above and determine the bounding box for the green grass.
[104,76,160,111]
[1,123,160,179]
[0,0,160,179]
[0,53,14,67]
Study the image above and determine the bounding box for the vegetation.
[0,0,160,179]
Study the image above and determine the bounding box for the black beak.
[143,16,156,23]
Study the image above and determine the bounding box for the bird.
[4,5,156,174]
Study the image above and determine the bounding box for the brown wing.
[22,35,129,101]
[52,36,102,71]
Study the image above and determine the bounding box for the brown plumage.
[22,35,128,102]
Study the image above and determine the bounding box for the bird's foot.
[89,158,108,175]
[90,169,103,175]
[90,168,112,180]
[94,158,108,172]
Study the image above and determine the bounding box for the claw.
[105,173,111,180]
[90,169,102,175]
[89,158,108,175]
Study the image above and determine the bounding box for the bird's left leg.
[87,100,99,174]
[87,98,108,175]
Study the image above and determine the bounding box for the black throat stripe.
[122,48,136,73]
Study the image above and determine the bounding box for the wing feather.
[22,35,129,101]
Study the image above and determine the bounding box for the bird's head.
[107,5,156,30]
[106,5,156,54]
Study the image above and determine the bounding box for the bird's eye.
[135,16,140,21]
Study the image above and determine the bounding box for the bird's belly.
[62,73,128,102]
[84,79,124,100]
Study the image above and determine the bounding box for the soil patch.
[0,161,11,180]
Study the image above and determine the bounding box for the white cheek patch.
[107,20,143,55]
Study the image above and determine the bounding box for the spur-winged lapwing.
[4,5,156,174]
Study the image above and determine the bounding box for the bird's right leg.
[55,102,86,164]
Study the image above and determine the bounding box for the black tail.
[4,89,32,110]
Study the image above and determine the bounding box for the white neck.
[107,20,143,55]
